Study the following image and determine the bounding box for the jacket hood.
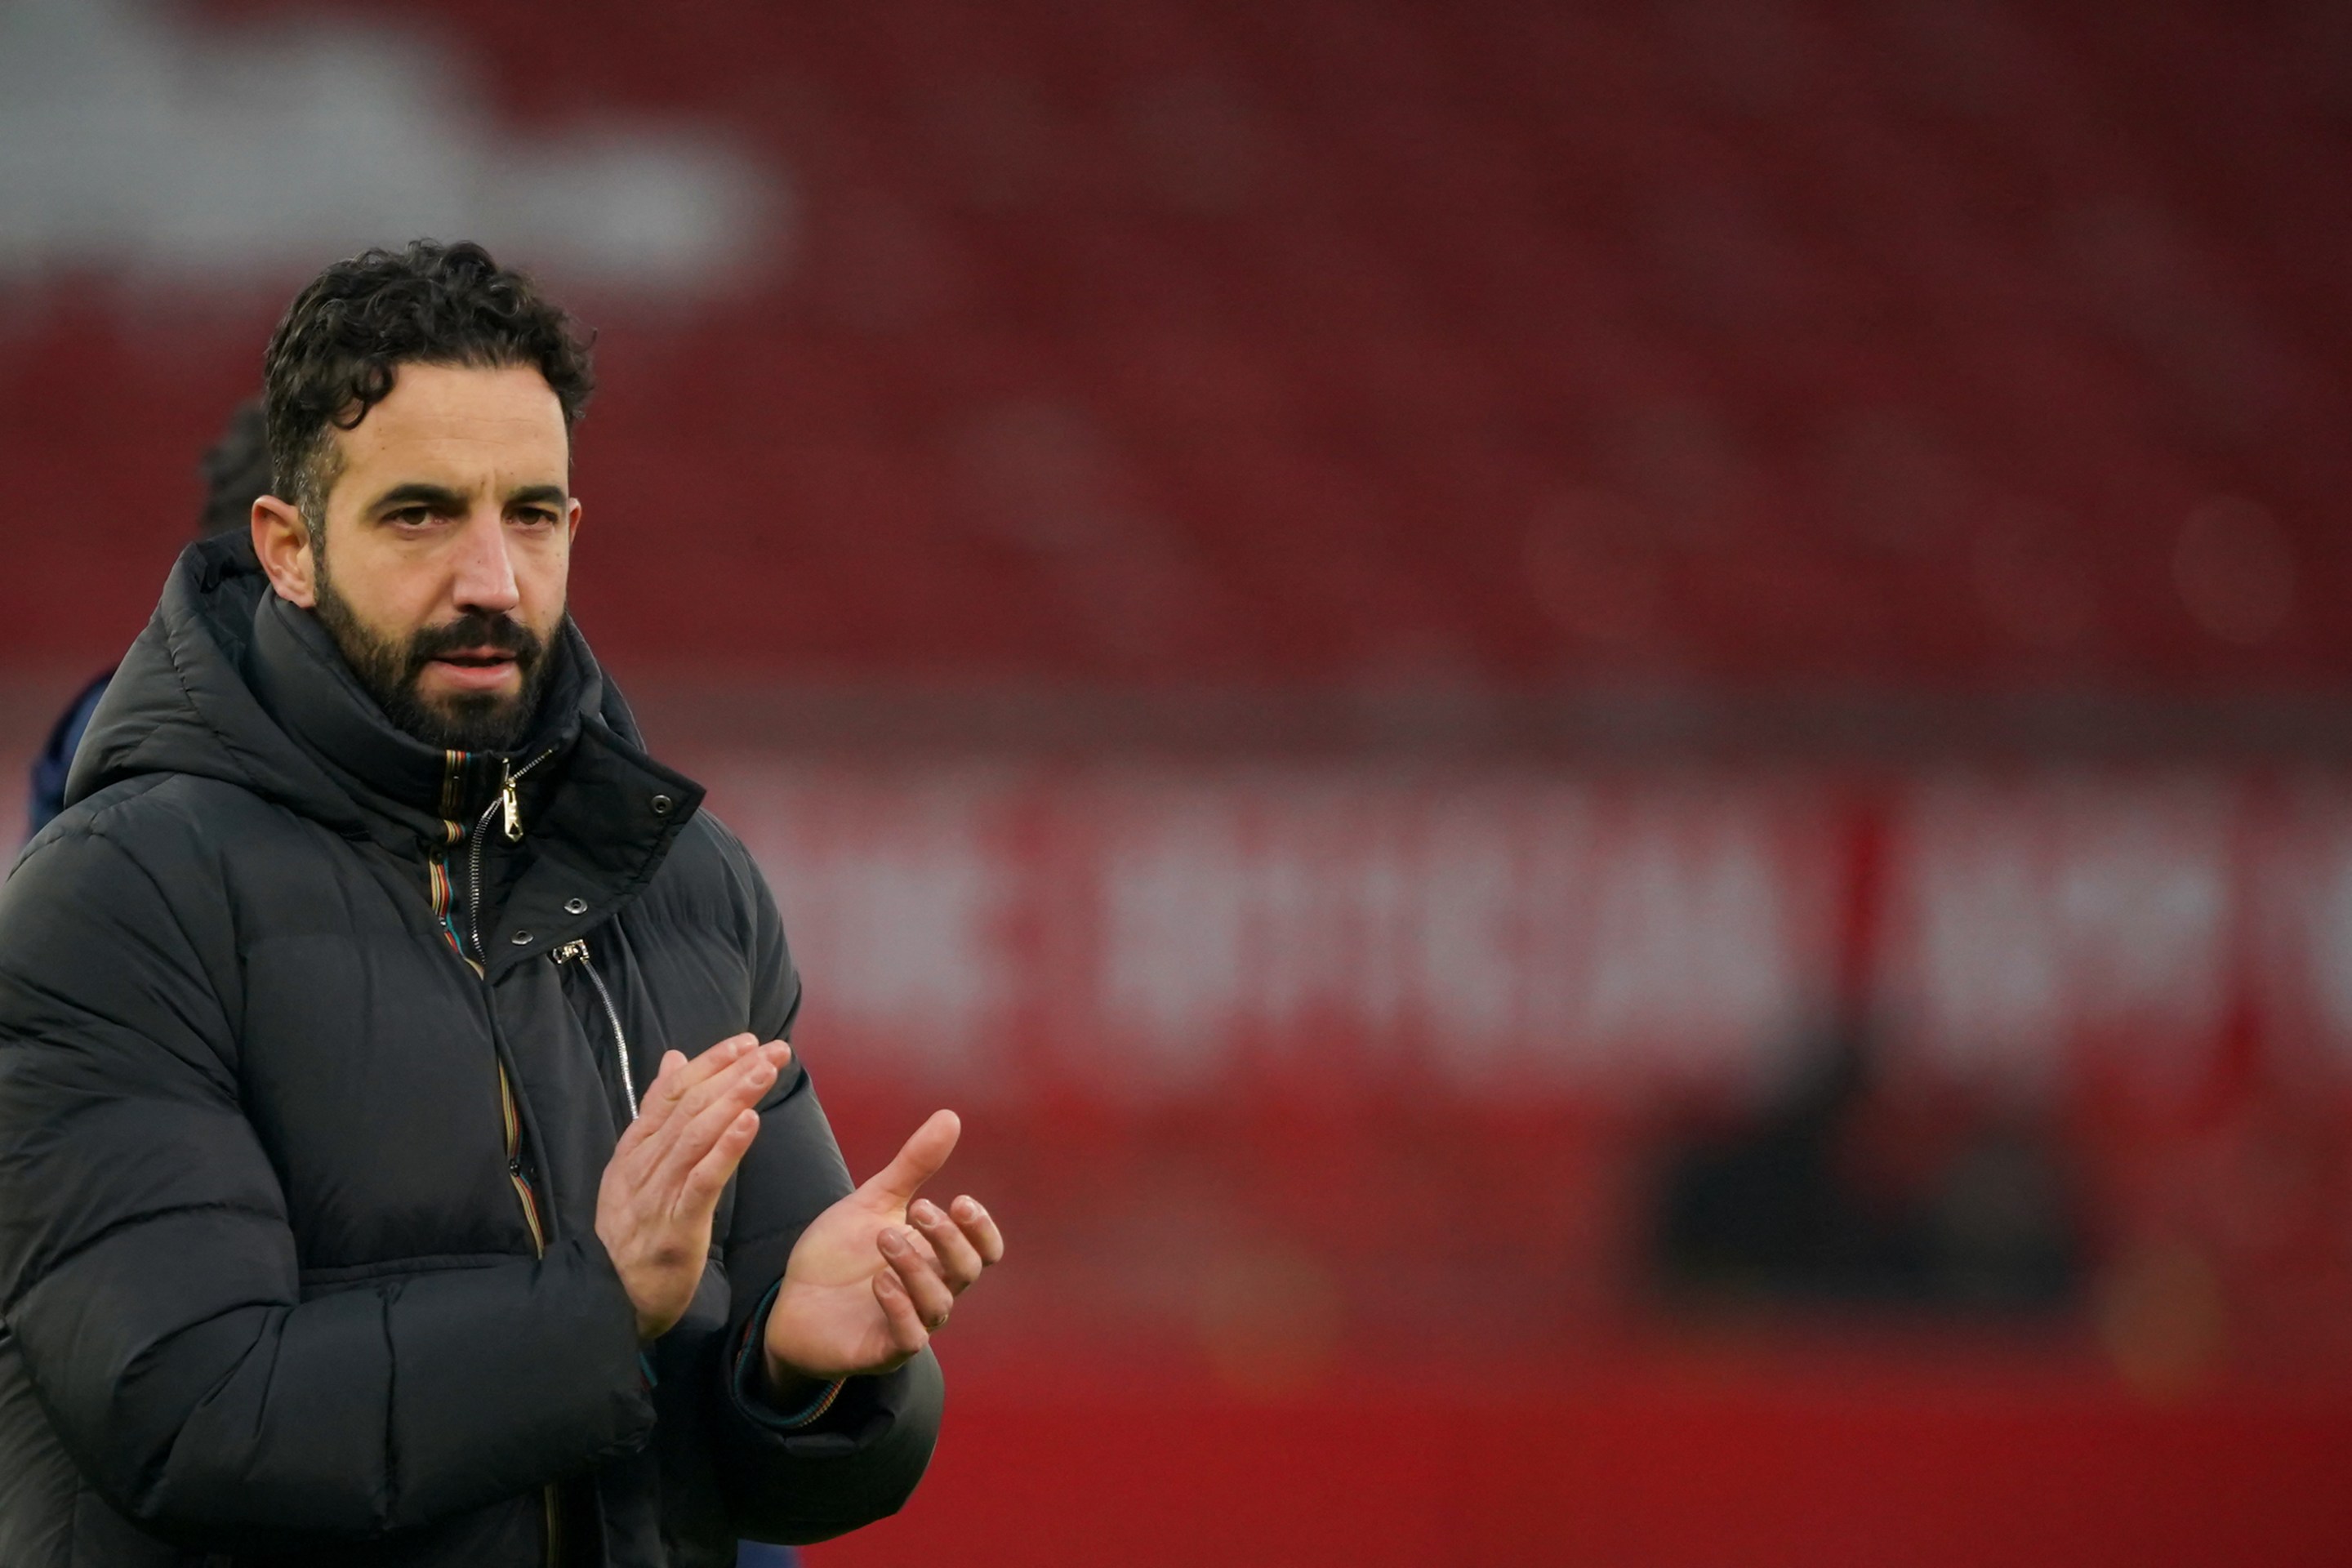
[65,534,662,854]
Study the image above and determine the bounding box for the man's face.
[269,363,579,752]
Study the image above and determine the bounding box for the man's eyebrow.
[506,483,568,509]
[366,481,468,515]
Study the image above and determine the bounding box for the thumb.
[860,1109,961,1207]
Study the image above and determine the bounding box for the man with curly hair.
[0,241,1000,1567]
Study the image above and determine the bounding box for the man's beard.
[312,569,557,753]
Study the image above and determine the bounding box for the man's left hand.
[762,1109,1004,1393]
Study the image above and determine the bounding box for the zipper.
[554,938,639,1120]
[542,1487,562,1568]
[467,748,556,960]
[495,1059,546,1254]
[425,752,549,1245]
[496,1032,559,1568]
[428,750,562,1568]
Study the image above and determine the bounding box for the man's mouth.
[422,648,522,693]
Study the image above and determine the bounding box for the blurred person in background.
[26,399,272,836]
[0,240,1002,1567]
[1655,1027,2078,1314]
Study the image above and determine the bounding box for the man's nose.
[451,510,522,615]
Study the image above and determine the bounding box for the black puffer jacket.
[0,537,941,1566]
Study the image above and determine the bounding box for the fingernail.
[909,1200,938,1225]
[880,1230,906,1254]
[953,1197,978,1220]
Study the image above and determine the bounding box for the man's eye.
[390,508,432,527]
[515,510,559,527]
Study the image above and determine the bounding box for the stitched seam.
[379,1279,400,1526]
[8,1202,283,1316]
[73,824,243,1051]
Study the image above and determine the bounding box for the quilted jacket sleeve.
[700,833,943,1544]
[0,817,655,1552]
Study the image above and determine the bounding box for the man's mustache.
[403,613,543,676]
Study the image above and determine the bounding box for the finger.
[872,1269,929,1358]
[880,1227,956,1329]
[666,1036,755,1099]
[638,1037,753,1135]
[615,1050,692,1150]
[859,1109,962,1207]
[908,1199,986,1291]
[679,1107,762,1212]
[949,1196,1004,1268]
[623,1049,755,1179]
[660,1043,777,1136]
[648,1051,779,1196]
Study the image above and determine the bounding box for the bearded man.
[0,242,1000,1567]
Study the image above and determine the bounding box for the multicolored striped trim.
[430,750,471,955]
[438,748,469,820]
[771,1377,846,1429]
[427,855,467,957]
[427,748,547,1278]
[732,1280,848,1432]
[497,1060,547,1255]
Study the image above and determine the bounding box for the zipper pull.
[552,939,586,964]
[500,762,523,842]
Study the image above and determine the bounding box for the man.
[27,399,271,835]
[0,241,1000,1566]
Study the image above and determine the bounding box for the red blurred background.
[5,0,2352,1561]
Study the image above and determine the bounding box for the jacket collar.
[71,537,709,976]
[246,592,597,847]
[241,590,709,978]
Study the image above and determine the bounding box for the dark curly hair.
[261,240,595,525]
[198,399,272,537]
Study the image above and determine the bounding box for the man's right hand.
[595,1034,790,1342]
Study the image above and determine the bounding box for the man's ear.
[252,495,317,608]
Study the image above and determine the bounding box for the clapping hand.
[595,1035,792,1341]
[761,1110,1004,1390]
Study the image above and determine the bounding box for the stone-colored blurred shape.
[2174,496,2296,645]
[1195,1245,1342,1394]
[2096,1236,2227,1400]
[0,0,779,293]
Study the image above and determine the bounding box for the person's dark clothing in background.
[26,399,268,836]
[24,676,108,839]
[1655,1030,2078,1313]
[0,537,938,1565]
